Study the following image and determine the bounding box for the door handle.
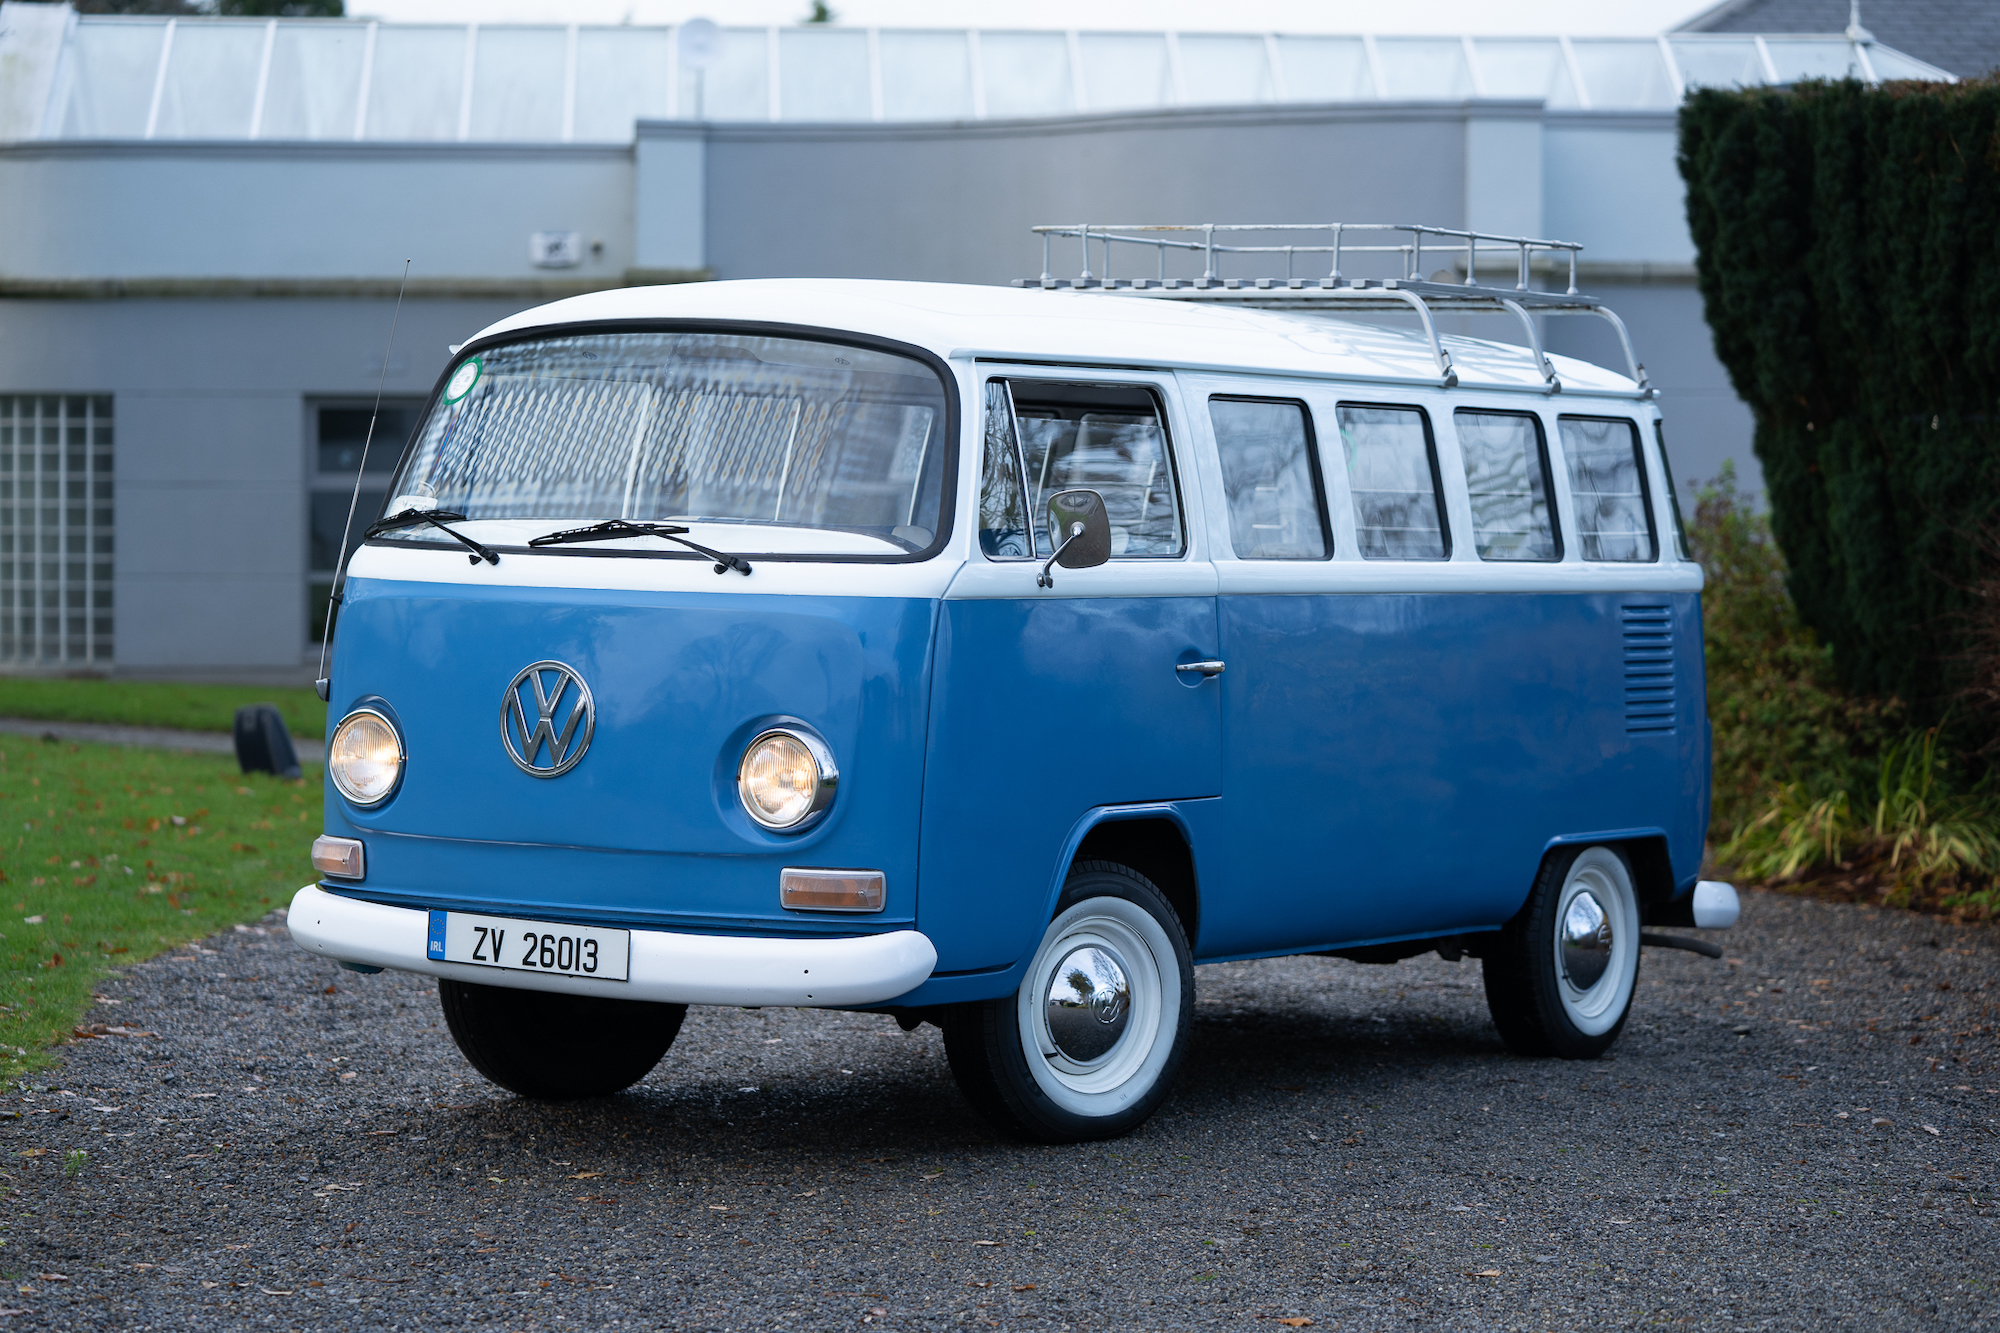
[1175,660,1226,678]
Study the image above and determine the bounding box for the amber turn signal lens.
[779,867,884,913]
[311,834,365,879]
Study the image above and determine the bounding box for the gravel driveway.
[3,890,1995,1331]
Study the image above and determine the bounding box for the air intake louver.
[1621,604,1675,734]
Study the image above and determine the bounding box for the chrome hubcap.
[1560,890,1613,990]
[1044,946,1130,1063]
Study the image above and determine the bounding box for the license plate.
[428,910,630,982]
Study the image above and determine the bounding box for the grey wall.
[0,296,519,673]
[687,102,1519,285]
[0,142,635,282]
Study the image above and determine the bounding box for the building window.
[309,401,421,644]
[0,396,113,666]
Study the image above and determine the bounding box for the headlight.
[737,728,837,831]
[328,708,404,806]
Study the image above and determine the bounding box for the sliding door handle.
[1175,660,1226,678]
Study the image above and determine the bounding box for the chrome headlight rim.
[736,726,838,833]
[328,706,406,808]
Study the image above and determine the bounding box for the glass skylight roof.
[29,17,1956,144]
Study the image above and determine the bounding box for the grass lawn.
[0,678,325,740]
[0,738,318,1083]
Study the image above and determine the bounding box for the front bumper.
[286,884,937,1007]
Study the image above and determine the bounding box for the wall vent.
[1621,604,1675,734]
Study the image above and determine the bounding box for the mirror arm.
[1036,522,1086,588]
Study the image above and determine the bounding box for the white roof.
[469,277,1643,396]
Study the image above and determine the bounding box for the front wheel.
[942,862,1193,1143]
[1482,844,1641,1059]
[438,979,687,1100]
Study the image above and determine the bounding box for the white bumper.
[1693,880,1741,930]
[286,884,937,1007]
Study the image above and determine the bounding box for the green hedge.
[1678,77,2000,719]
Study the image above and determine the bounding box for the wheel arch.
[1538,829,1675,922]
[1057,805,1201,951]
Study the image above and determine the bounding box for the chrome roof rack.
[1014,222,1650,395]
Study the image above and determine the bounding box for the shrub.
[1692,465,2000,915]
[1690,462,1900,841]
[1678,76,2000,721]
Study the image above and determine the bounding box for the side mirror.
[1037,488,1112,587]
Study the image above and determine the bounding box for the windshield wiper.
[366,508,500,565]
[528,519,753,575]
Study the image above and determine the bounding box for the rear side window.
[1456,409,1558,562]
[1008,381,1182,557]
[1335,404,1447,560]
[1654,421,1691,560]
[1559,416,1656,562]
[1208,397,1328,560]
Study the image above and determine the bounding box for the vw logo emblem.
[500,660,595,777]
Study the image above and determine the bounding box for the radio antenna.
[315,258,412,704]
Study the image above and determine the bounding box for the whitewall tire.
[1483,844,1642,1059]
[943,862,1193,1142]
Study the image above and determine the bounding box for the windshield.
[383,330,952,557]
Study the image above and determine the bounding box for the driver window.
[1006,381,1183,558]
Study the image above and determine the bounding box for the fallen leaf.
[971,1240,1002,1247]
[259,1287,293,1296]
[36,1274,67,1283]
[1467,1269,1501,1278]
[1011,1283,1036,1291]
[1277,1320,1315,1329]
[1923,1124,1942,1136]
[567,1171,603,1179]
[17,1149,44,1157]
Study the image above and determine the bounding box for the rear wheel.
[438,979,687,1100]
[942,862,1193,1143]
[1482,844,1641,1059]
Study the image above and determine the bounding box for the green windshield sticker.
[443,357,482,404]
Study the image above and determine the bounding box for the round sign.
[678,18,721,70]
[442,357,482,404]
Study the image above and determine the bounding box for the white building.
[0,3,1953,676]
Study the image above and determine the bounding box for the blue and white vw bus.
[290,238,1739,1143]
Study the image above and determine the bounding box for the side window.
[1456,409,1558,562]
[1009,381,1182,557]
[1335,403,1447,560]
[1654,421,1691,560]
[978,381,1031,559]
[1208,397,1328,560]
[1559,416,1657,562]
